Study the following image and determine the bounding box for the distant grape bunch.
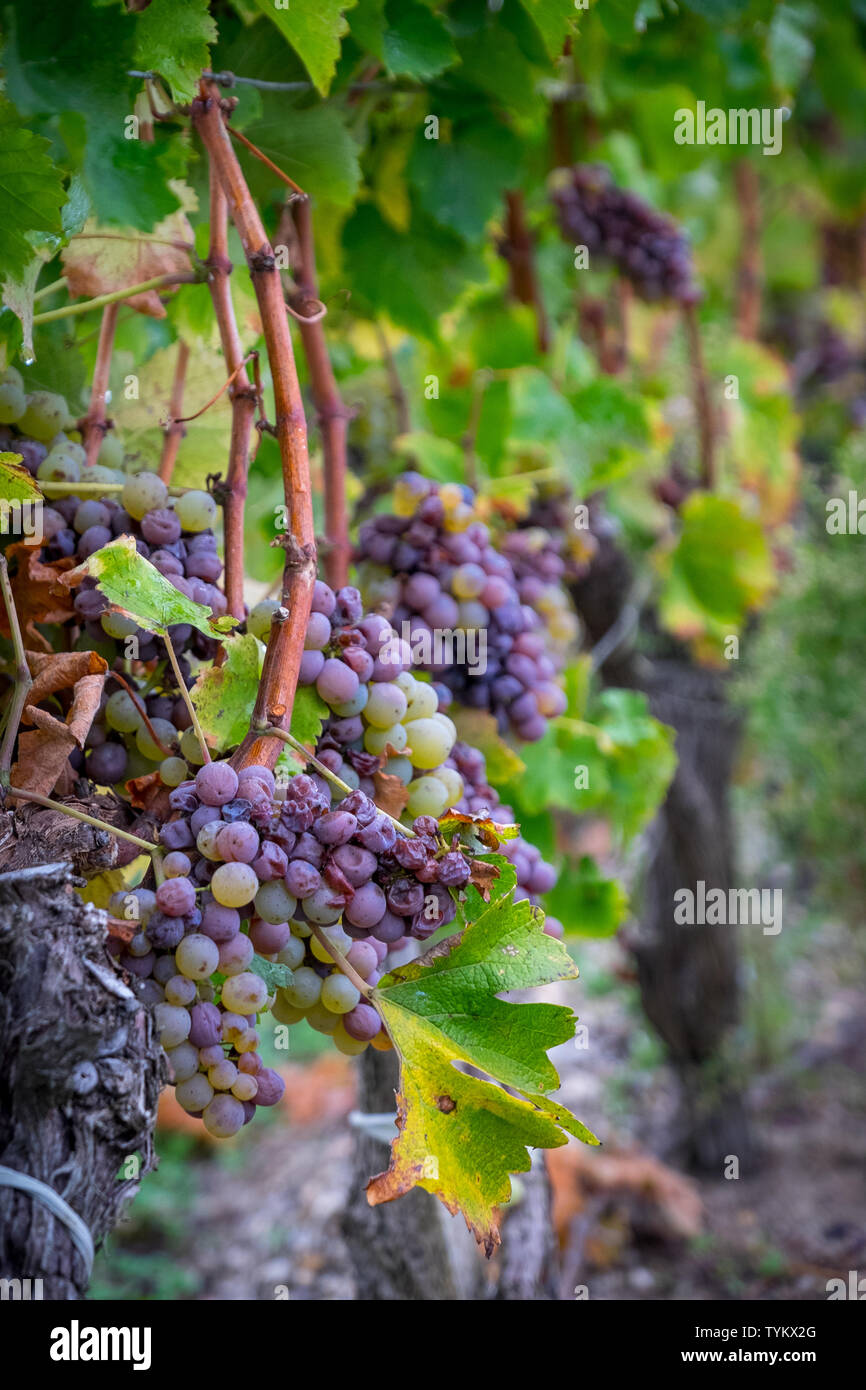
[355,473,568,741]
[551,164,700,306]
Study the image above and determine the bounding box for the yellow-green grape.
[394,671,418,697]
[404,681,438,721]
[283,965,322,1009]
[304,1001,341,1034]
[105,688,144,734]
[321,973,360,1015]
[211,862,259,908]
[231,1073,259,1101]
[432,711,457,742]
[0,379,26,423]
[1,366,23,391]
[364,682,408,728]
[98,432,125,469]
[18,391,73,442]
[363,722,408,756]
[38,449,80,484]
[310,924,353,964]
[136,717,177,762]
[165,1041,199,1083]
[406,775,449,820]
[122,747,155,782]
[221,971,268,1014]
[271,992,307,1025]
[121,470,169,520]
[52,436,85,468]
[436,765,464,807]
[248,598,281,642]
[290,917,312,938]
[207,1059,239,1091]
[393,473,427,517]
[332,1020,369,1055]
[254,880,297,925]
[404,717,454,770]
[160,756,188,787]
[101,611,139,641]
[383,754,413,785]
[180,728,207,766]
[276,936,305,971]
[174,489,217,533]
[444,502,473,533]
[175,934,220,981]
[438,483,463,514]
[154,1002,192,1048]
[451,563,486,600]
[196,820,225,861]
[175,1074,214,1113]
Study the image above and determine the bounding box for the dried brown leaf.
[2,543,76,650]
[62,212,195,318]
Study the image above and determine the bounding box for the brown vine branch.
[158,339,190,484]
[174,352,255,425]
[203,164,258,626]
[0,556,32,784]
[503,190,551,354]
[193,83,316,774]
[278,197,352,590]
[682,302,717,490]
[163,634,210,764]
[735,160,762,342]
[80,304,119,467]
[228,126,306,197]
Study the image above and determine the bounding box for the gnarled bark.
[0,862,164,1299]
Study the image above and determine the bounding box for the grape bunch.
[129,751,480,1128]
[355,474,567,741]
[446,740,564,939]
[499,527,580,657]
[249,578,470,821]
[551,165,700,306]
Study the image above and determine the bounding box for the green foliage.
[134,0,217,103]
[251,0,358,95]
[371,877,597,1250]
[0,99,66,285]
[65,535,238,639]
[741,439,866,926]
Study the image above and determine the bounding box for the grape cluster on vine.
[356,474,568,740]
[551,165,700,306]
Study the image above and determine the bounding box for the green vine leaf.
[368,889,597,1253]
[0,452,42,504]
[61,535,238,640]
[249,955,293,992]
[252,0,358,96]
[133,0,218,104]
[0,99,66,286]
[191,632,265,754]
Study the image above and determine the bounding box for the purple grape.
[77,524,112,558]
[344,882,387,929]
[343,1003,382,1042]
[160,819,195,850]
[330,843,377,886]
[253,1067,285,1107]
[146,912,185,950]
[188,1001,222,1048]
[285,860,322,898]
[196,761,239,807]
[316,658,360,708]
[86,741,128,783]
[299,651,325,685]
[156,876,196,917]
[311,580,336,616]
[216,821,260,863]
[385,878,425,917]
[251,841,289,882]
[200,900,241,943]
[313,810,357,846]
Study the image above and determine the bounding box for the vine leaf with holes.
[60,535,237,639]
[367,870,598,1254]
[191,632,328,755]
